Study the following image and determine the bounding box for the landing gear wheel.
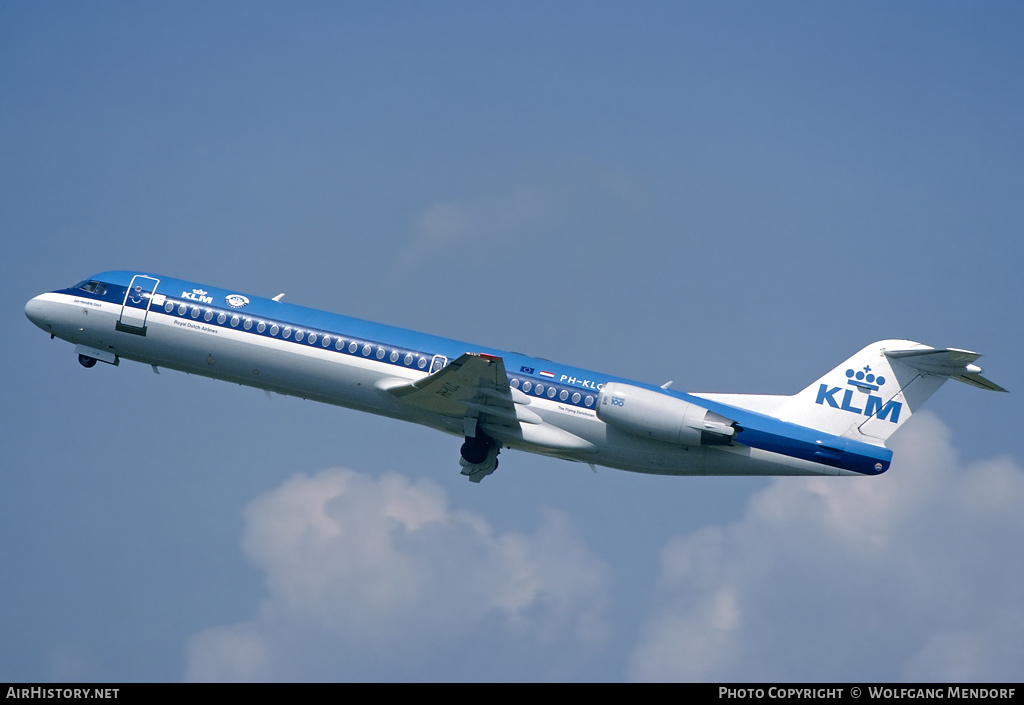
[78,355,97,368]
[459,432,500,482]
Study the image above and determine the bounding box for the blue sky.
[3,2,1023,681]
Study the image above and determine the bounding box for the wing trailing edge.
[386,352,525,427]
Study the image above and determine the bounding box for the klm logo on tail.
[815,366,902,423]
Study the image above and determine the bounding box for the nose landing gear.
[74,345,119,368]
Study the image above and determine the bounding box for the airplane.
[25,271,1005,482]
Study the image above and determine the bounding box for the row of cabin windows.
[163,299,431,370]
[160,298,594,409]
[509,378,594,407]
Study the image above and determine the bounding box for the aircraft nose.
[25,294,51,332]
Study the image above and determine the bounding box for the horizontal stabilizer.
[884,347,1006,392]
[954,372,1007,392]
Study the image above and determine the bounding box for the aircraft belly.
[531,399,841,476]
[52,300,409,418]
[145,313,412,415]
[546,419,840,476]
[584,443,839,477]
[46,293,475,428]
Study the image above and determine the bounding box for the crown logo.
[846,365,884,391]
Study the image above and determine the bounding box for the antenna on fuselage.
[272,293,285,302]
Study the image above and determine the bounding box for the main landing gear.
[460,432,500,483]
[78,354,97,368]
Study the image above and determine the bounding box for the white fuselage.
[26,273,879,478]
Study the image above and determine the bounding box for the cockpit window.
[76,280,106,296]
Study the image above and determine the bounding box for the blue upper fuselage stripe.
[80,272,610,406]
[68,272,889,475]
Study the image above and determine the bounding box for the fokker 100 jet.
[25,272,1005,482]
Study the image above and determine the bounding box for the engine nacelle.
[596,382,736,446]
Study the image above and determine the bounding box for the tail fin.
[774,340,1005,445]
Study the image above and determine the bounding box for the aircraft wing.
[386,352,524,428]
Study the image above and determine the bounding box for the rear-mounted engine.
[596,382,737,446]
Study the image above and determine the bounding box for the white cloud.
[185,469,609,681]
[628,412,1024,682]
[414,203,477,251]
[390,166,651,278]
[395,190,543,272]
